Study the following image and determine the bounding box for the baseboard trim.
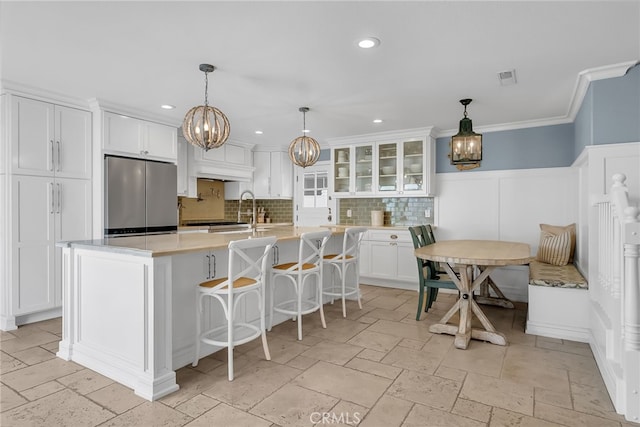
[526,320,590,343]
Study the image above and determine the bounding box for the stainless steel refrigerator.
[104,155,178,236]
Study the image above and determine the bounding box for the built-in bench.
[526,259,590,342]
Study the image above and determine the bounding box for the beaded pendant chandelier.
[288,107,320,168]
[182,64,230,151]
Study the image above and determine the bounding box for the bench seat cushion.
[529,260,588,289]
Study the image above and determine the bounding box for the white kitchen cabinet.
[189,141,254,182]
[177,136,197,197]
[329,128,436,197]
[10,96,91,179]
[10,175,91,317]
[2,93,93,331]
[195,143,248,166]
[360,229,417,288]
[253,151,293,199]
[103,111,177,161]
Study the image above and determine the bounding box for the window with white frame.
[303,171,328,208]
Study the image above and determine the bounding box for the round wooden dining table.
[414,240,531,349]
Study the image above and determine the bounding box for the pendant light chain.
[204,70,209,107]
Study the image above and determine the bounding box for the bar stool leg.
[192,294,202,367]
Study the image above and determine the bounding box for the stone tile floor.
[1,285,636,426]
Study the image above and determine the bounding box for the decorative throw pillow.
[536,230,571,266]
[540,223,576,263]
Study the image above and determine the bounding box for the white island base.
[56,227,341,400]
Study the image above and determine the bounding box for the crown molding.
[436,60,639,139]
[326,126,437,146]
[88,98,182,127]
[0,80,91,110]
[566,60,639,122]
[436,116,573,138]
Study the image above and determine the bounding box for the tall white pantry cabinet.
[1,94,92,330]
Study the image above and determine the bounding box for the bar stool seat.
[269,230,332,340]
[322,227,368,317]
[192,236,276,381]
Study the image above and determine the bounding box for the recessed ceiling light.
[358,37,380,49]
[160,104,175,110]
[255,130,263,135]
[373,119,383,124]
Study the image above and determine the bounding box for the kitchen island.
[56,226,342,401]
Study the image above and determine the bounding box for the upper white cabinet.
[188,141,254,182]
[194,142,249,166]
[330,128,436,197]
[103,111,177,162]
[10,96,91,179]
[253,151,293,199]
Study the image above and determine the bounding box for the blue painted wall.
[592,64,640,146]
[436,124,574,173]
[574,64,640,156]
[436,63,639,173]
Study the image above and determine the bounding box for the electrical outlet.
[425,208,431,218]
[347,209,352,218]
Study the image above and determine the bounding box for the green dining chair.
[409,225,458,320]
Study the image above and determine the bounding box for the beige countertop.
[59,226,341,258]
[324,224,422,231]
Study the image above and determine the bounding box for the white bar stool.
[322,227,367,317]
[192,236,276,381]
[269,230,332,340]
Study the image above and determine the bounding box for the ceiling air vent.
[498,69,517,86]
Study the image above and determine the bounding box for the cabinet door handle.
[50,140,55,171]
[50,182,55,214]
[390,242,397,246]
[56,141,61,172]
[211,254,216,278]
[205,255,211,279]
[57,183,61,213]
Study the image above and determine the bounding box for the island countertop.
[58,226,341,257]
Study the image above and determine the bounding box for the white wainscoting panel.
[435,167,579,303]
[436,167,578,249]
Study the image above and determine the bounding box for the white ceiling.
[1,1,639,147]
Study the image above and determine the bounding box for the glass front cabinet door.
[354,144,374,194]
[333,147,351,195]
[377,143,398,193]
[400,139,426,195]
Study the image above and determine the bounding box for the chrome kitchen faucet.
[239,190,257,231]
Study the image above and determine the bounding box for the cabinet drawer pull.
[56,141,61,172]
[50,182,55,214]
[50,140,55,171]
[390,234,398,240]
